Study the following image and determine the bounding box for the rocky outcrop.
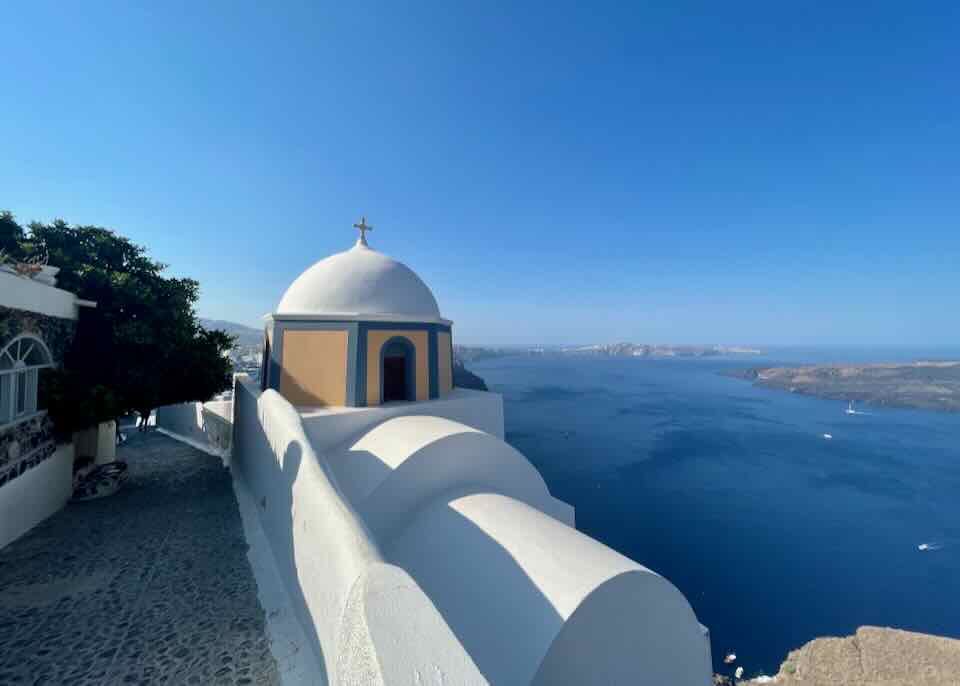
[452,360,488,391]
[742,626,960,685]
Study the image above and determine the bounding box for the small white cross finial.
[353,216,373,246]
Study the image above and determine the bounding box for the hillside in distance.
[454,343,762,361]
[726,361,960,413]
[199,318,262,347]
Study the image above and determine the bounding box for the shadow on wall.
[385,500,563,685]
[382,491,711,685]
[233,395,329,685]
[281,374,325,408]
[232,378,709,685]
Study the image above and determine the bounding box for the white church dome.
[276,240,444,321]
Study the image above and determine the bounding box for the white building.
[0,267,85,548]
[228,219,713,685]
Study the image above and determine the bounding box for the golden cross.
[353,216,373,245]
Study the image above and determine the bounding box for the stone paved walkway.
[0,432,280,686]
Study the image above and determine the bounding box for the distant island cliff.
[455,343,763,361]
[726,361,960,413]
[451,342,763,393]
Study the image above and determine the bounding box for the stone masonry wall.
[0,304,76,364]
[0,304,76,490]
[0,414,56,489]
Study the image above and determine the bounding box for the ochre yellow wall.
[438,331,453,394]
[366,330,428,405]
[280,330,348,406]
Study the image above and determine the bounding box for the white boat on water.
[845,401,857,415]
[822,433,833,440]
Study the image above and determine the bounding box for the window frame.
[0,335,54,427]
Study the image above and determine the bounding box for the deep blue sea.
[470,347,960,677]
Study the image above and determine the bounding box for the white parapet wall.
[155,400,233,455]
[231,376,486,685]
[0,443,74,549]
[387,493,712,685]
[231,375,712,685]
[325,415,575,540]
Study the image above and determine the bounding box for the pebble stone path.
[0,431,280,685]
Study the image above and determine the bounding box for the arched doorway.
[380,337,415,403]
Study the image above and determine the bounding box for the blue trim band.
[357,324,368,406]
[428,329,439,398]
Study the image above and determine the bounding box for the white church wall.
[385,492,713,686]
[0,443,73,550]
[300,387,504,455]
[338,563,485,686]
[231,376,485,686]
[533,570,713,686]
[327,415,574,542]
[232,377,377,683]
[232,374,710,686]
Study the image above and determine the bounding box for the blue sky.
[2,2,958,345]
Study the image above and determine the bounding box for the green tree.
[8,214,234,432]
[0,210,25,260]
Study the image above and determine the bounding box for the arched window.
[0,335,53,425]
[380,336,416,403]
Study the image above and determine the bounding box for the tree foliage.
[6,214,234,432]
[0,211,25,259]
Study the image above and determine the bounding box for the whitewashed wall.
[0,444,73,549]
[388,493,713,685]
[231,375,712,685]
[300,387,504,456]
[231,377,485,685]
[326,415,574,541]
[155,400,233,454]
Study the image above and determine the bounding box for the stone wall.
[0,413,56,490]
[0,304,76,365]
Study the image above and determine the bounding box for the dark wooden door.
[383,355,407,402]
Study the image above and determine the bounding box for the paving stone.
[0,432,280,685]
